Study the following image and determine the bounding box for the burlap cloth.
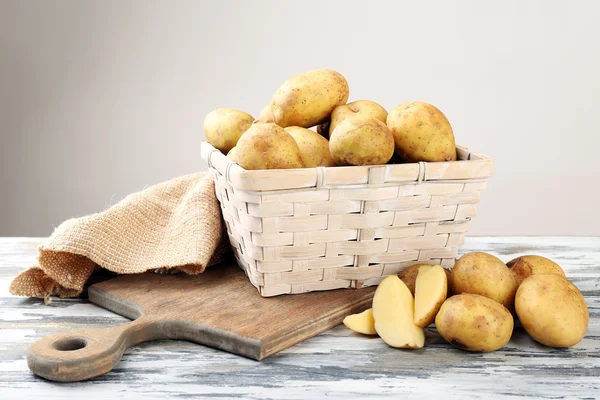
[9,172,230,301]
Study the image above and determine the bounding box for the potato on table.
[515,274,588,348]
[414,265,448,328]
[400,263,452,296]
[343,308,376,335]
[507,255,566,285]
[451,252,518,311]
[373,275,424,349]
[435,294,514,352]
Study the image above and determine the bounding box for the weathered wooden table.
[1,237,598,399]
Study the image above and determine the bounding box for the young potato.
[400,264,452,295]
[226,146,239,161]
[387,101,457,162]
[507,255,566,285]
[258,105,275,123]
[329,118,394,166]
[271,69,349,128]
[515,274,588,348]
[284,126,335,168]
[414,265,448,328]
[230,122,304,170]
[326,100,388,137]
[435,294,514,352]
[204,108,254,153]
[373,275,424,349]
[343,308,377,335]
[399,264,422,295]
[451,252,518,311]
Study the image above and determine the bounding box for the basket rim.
[201,141,494,192]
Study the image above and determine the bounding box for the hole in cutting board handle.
[52,337,88,351]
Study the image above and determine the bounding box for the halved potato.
[343,308,376,335]
[400,263,452,296]
[373,275,424,349]
[414,265,448,328]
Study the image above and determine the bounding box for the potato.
[399,264,421,294]
[515,274,588,347]
[387,101,457,162]
[343,308,376,335]
[284,126,335,168]
[451,252,518,310]
[226,146,239,161]
[443,268,452,295]
[373,275,424,349]
[400,264,452,296]
[414,265,448,328]
[329,118,394,166]
[507,255,566,285]
[435,294,514,352]
[271,69,349,128]
[258,105,275,123]
[325,100,388,137]
[204,108,254,153]
[230,122,304,170]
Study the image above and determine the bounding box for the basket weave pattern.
[201,142,493,297]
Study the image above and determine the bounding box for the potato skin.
[399,264,422,295]
[515,274,589,348]
[387,101,457,162]
[435,294,514,352]
[230,122,304,170]
[271,69,349,128]
[451,252,518,311]
[258,105,275,123]
[284,126,335,168]
[329,118,394,166]
[204,108,254,153]
[328,100,388,136]
[507,255,566,285]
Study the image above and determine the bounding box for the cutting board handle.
[27,315,163,382]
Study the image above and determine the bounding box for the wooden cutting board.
[27,262,375,382]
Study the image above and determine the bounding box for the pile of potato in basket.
[203,69,588,352]
[204,69,456,169]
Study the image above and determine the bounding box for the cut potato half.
[343,308,377,335]
[373,275,425,349]
[414,265,448,328]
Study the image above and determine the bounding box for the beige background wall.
[1,0,599,237]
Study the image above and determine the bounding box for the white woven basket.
[201,142,493,297]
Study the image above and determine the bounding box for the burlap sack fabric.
[9,172,230,300]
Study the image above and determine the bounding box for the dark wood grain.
[27,262,375,382]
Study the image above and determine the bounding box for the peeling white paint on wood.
[0,237,599,399]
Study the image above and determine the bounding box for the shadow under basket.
[201,142,494,297]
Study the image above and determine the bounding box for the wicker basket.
[201,142,493,297]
